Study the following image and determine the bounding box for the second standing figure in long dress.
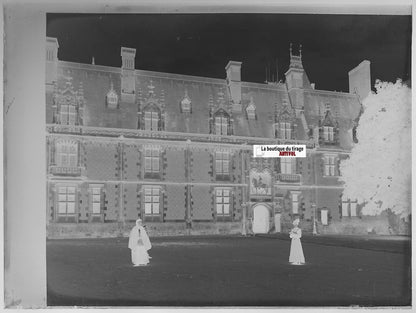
[289,218,305,265]
[128,219,152,266]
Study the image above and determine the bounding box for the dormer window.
[106,82,119,109]
[280,122,291,140]
[325,103,331,112]
[59,96,77,125]
[320,105,338,145]
[143,105,160,131]
[215,116,228,135]
[55,76,84,126]
[60,102,77,125]
[323,126,334,141]
[213,109,230,135]
[180,90,192,113]
[246,97,256,120]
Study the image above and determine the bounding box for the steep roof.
[48,60,361,145]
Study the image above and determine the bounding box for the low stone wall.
[47,221,243,239]
[47,213,410,238]
[190,222,242,235]
[316,214,411,236]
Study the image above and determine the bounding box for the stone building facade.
[46,37,385,238]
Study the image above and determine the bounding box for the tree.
[340,79,411,217]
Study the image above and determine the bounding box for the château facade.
[46,37,378,238]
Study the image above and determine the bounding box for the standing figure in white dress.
[128,219,152,266]
[289,218,305,265]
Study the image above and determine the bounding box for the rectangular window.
[342,201,349,217]
[215,151,230,176]
[280,122,291,140]
[144,111,159,131]
[341,197,358,217]
[144,187,160,215]
[57,142,78,167]
[321,209,328,225]
[323,126,334,141]
[60,105,68,125]
[46,50,54,61]
[58,186,76,215]
[291,192,300,214]
[60,104,77,125]
[215,116,228,135]
[216,189,230,216]
[280,158,293,174]
[68,106,76,125]
[350,202,357,217]
[144,148,160,173]
[91,187,101,214]
[324,155,336,176]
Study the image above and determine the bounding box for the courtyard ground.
[47,234,411,307]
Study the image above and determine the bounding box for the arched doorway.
[252,204,270,234]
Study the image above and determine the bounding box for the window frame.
[144,110,159,131]
[106,90,119,109]
[56,140,78,168]
[324,155,336,176]
[215,188,231,217]
[144,147,160,174]
[280,122,291,140]
[280,158,293,174]
[323,126,334,142]
[215,116,228,135]
[215,151,230,178]
[91,187,102,215]
[57,186,76,216]
[60,104,77,126]
[341,197,358,217]
[290,191,301,215]
[143,186,161,216]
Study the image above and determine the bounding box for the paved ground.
[46,235,411,307]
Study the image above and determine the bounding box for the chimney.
[121,47,136,70]
[120,47,136,102]
[348,60,371,101]
[46,37,59,89]
[225,61,242,113]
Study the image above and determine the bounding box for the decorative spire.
[208,93,214,110]
[63,73,74,90]
[78,82,84,99]
[288,43,304,69]
[137,87,142,100]
[148,80,155,96]
[160,89,165,108]
[249,96,255,107]
[217,88,225,104]
[181,89,192,113]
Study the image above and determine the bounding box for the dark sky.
[46,13,411,92]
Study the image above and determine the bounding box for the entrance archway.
[252,204,270,234]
